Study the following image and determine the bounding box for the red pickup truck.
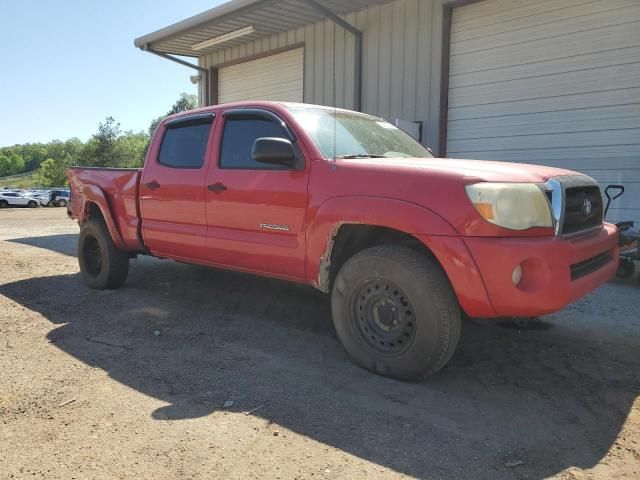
[67,101,618,380]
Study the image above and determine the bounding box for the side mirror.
[252,137,296,168]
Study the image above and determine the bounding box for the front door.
[204,109,308,280]
[140,113,215,261]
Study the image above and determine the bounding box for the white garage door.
[218,48,304,104]
[447,0,640,223]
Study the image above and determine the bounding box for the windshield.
[286,106,433,159]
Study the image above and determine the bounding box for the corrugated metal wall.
[199,0,446,152]
[447,0,640,224]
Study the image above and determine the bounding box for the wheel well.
[85,202,104,222]
[324,224,437,291]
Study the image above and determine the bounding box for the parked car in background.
[37,189,71,207]
[49,189,70,207]
[30,190,52,207]
[0,191,39,208]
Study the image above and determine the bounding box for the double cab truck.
[67,102,618,380]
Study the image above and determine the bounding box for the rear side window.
[158,122,212,169]
[220,117,289,169]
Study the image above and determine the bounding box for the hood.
[344,157,582,184]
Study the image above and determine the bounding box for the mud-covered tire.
[331,245,461,381]
[78,219,129,289]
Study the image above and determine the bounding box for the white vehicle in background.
[0,191,39,208]
[30,190,52,206]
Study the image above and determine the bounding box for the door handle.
[144,180,161,191]
[208,182,228,193]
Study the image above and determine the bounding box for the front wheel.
[57,199,67,207]
[28,200,37,208]
[331,246,461,381]
[78,219,129,289]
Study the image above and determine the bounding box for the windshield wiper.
[334,154,387,159]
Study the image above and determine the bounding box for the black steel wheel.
[332,245,461,381]
[353,279,416,356]
[78,219,129,289]
[82,234,103,277]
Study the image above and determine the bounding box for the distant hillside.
[0,170,39,189]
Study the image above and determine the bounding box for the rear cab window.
[158,115,214,169]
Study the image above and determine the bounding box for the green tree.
[0,155,10,176]
[114,131,150,168]
[21,144,48,171]
[38,155,70,187]
[84,116,123,167]
[63,138,84,166]
[148,92,198,136]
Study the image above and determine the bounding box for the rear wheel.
[57,199,67,207]
[78,219,129,289]
[331,245,461,381]
[0,200,8,208]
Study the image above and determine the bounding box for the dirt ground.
[0,208,638,480]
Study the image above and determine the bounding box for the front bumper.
[462,223,618,317]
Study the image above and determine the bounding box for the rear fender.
[78,184,126,250]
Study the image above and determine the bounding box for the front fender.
[306,196,458,290]
[78,184,126,250]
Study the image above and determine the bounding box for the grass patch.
[0,171,39,189]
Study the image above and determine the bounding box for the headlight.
[465,183,553,230]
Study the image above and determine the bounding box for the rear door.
[204,108,309,280]
[140,113,215,261]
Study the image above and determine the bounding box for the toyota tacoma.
[67,102,618,380]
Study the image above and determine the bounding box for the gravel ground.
[0,208,638,480]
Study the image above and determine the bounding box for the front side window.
[158,122,212,169]
[220,117,289,169]
[286,106,432,159]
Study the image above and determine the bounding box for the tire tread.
[78,219,129,289]
[332,245,461,381]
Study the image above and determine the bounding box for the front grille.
[562,186,603,235]
[570,250,612,281]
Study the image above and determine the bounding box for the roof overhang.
[134,0,391,57]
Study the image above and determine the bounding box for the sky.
[0,0,226,147]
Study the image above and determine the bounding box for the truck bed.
[67,167,144,251]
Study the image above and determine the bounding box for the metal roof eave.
[133,0,268,50]
[134,0,390,56]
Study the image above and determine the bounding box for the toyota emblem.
[583,197,592,216]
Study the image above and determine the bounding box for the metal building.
[135,0,640,223]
